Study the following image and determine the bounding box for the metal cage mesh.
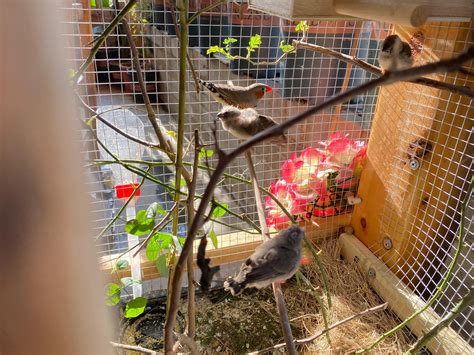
[61,0,472,350]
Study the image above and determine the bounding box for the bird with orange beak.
[198,79,272,109]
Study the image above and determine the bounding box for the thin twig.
[132,202,178,258]
[185,130,201,339]
[110,341,157,354]
[406,288,474,354]
[357,175,474,353]
[73,0,137,84]
[163,48,474,351]
[255,303,388,353]
[293,40,474,98]
[244,150,296,354]
[170,5,200,93]
[187,0,226,25]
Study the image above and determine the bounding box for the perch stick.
[293,40,474,98]
[73,0,137,84]
[170,5,200,93]
[255,302,388,353]
[185,130,201,339]
[406,288,474,354]
[110,341,157,354]
[164,0,189,352]
[357,175,474,353]
[133,202,179,258]
[162,47,474,352]
[244,150,297,354]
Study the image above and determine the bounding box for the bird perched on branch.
[224,225,304,296]
[216,106,287,144]
[378,34,414,73]
[198,79,272,109]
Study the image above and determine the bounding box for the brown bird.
[199,79,272,109]
[216,106,287,144]
[378,34,414,73]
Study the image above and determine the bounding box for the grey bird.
[224,225,304,296]
[199,79,272,109]
[378,34,414,73]
[216,106,287,144]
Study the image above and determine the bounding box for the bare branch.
[165,47,474,352]
[293,40,474,98]
[110,341,157,354]
[254,303,388,353]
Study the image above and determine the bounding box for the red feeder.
[115,183,141,200]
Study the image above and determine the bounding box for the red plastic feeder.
[115,183,141,200]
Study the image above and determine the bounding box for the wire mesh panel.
[61,0,472,349]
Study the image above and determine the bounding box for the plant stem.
[73,0,137,84]
[406,288,474,354]
[110,341,157,354]
[165,0,188,352]
[356,175,473,353]
[187,0,226,25]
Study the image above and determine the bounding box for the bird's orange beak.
[265,85,273,92]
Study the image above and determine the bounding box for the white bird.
[378,34,414,73]
[199,79,272,109]
[224,225,304,295]
[216,106,287,145]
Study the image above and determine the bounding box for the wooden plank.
[339,233,471,355]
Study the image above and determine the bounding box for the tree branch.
[164,47,474,353]
[110,341,157,354]
[406,288,474,354]
[293,40,474,98]
[255,302,388,353]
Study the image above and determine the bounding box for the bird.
[196,237,220,293]
[378,34,414,73]
[224,225,304,296]
[216,106,287,144]
[198,78,272,109]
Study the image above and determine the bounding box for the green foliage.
[209,225,218,248]
[111,259,129,273]
[295,20,309,33]
[246,34,262,58]
[156,254,169,277]
[198,148,214,161]
[120,277,135,288]
[212,203,228,218]
[206,45,235,60]
[223,37,238,52]
[125,210,155,236]
[89,0,110,7]
[124,297,147,318]
[166,130,177,138]
[279,41,295,54]
[146,201,166,217]
[105,283,121,306]
[146,232,173,261]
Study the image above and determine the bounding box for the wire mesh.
[61,0,472,349]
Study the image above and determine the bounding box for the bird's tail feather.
[223,277,246,296]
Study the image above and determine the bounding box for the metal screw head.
[367,267,376,279]
[382,236,393,250]
[409,158,420,170]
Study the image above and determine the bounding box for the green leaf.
[85,115,97,127]
[279,41,295,54]
[125,209,155,236]
[198,148,214,161]
[146,202,166,218]
[90,0,97,7]
[111,259,129,273]
[166,130,176,138]
[146,235,161,261]
[207,45,224,55]
[212,203,228,218]
[156,254,168,277]
[209,225,218,248]
[246,34,262,58]
[105,283,121,306]
[120,277,134,288]
[223,37,238,51]
[124,297,147,318]
[295,20,309,33]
